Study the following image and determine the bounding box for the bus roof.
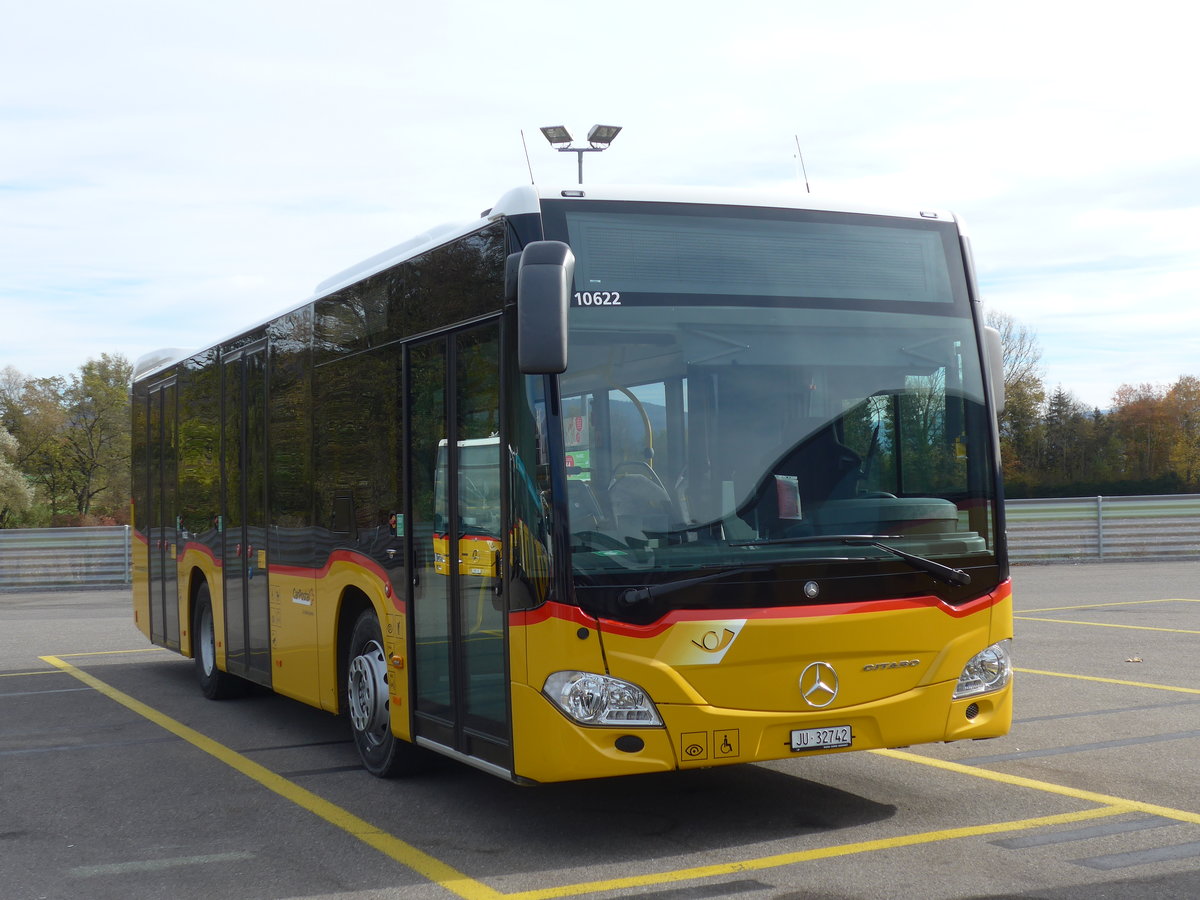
[489,184,955,221]
[133,185,961,383]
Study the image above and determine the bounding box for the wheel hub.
[199,606,216,676]
[348,640,390,742]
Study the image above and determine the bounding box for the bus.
[432,437,502,580]
[131,184,1013,783]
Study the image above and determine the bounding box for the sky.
[3,0,1197,410]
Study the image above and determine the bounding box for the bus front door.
[408,322,509,772]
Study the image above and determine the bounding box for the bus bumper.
[510,678,1012,783]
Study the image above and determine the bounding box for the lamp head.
[587,124,622,146]
[539,125,573,146]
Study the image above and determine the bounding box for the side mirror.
[982,325,1005,414]
[517,241,573,374]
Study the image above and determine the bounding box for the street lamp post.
[539,124,622,184]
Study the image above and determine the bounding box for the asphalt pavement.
[2,561,1198,899]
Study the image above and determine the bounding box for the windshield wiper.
[619,566,771,607]
[850,538,972,586]
[729,534,972,587]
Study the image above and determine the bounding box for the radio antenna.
[521,130,536,184]
[794,135,810,193]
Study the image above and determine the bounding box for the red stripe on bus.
[271,550,404,612]
[174,544,405,612]
[512,580,1011,637]
[511,601,598,629]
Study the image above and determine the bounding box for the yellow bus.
[132,185,1012,782]
[432,437,502,580]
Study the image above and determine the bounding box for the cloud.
[1,0,1197,409]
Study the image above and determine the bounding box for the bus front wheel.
[346,609,425,777]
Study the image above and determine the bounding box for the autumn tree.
[1109,383,1173,483]
[1165,375,1200,489]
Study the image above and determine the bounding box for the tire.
[193,583,246,700]
[346,609,426,777]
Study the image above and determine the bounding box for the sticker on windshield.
[573,291,621,306]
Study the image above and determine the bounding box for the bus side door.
[221,342,272,685]
[145,378,180,651]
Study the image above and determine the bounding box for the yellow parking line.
[1014,616,1200,635]
[1022,598,1199,613]
[875,748,1200,825]
[502,807,1126,900]
[1015,666,1200,695]
[1,650,160,677]
[53,648,167,658]
[40,655,505,900]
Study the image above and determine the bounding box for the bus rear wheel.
[193,583,245,700]
[346,609,426,777]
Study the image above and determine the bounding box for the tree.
[0,369,67,471]
[1110,383,1172,482]
[1,370,69,522]
[0,425,33,526]
[1040,386,1090,486]
[985,308,1044,399]
[1166,375,1200,489]
[1082,407,1124,487]
[0,355,132,525]
[984,309,1046,492]
[60,354,133,520]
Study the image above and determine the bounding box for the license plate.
[790,725,852,752]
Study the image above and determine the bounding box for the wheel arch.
[184,566,211,659]
[334,584,376,717]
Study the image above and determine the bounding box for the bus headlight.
[953,640,1012,699]
[543,671,663,727]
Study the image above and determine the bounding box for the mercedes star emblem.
[799,661,839,708]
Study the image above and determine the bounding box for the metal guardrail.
[1006,494,1200,563]
[1,496,1198,590]
[0,526,132,592]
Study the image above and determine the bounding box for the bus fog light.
[954,640,1012,699]
[543,671,663,727]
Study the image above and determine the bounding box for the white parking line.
[69,851,255,878]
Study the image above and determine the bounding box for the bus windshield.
[539,200,999,616]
